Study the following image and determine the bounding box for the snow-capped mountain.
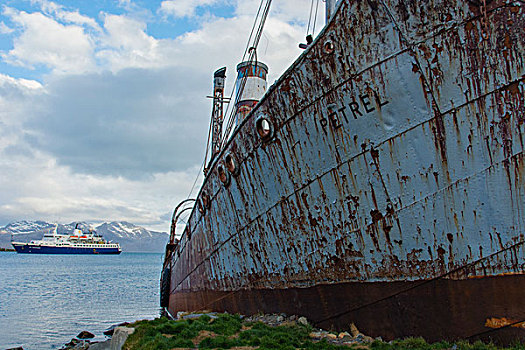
[96,222,169,252]
[0,221,169,252]
[97,221,155,238]
[1,220,56,234]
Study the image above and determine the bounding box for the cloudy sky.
[0,0,324,232]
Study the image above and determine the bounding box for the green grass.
[370,337,525,350]
[124,314,244,349]
[123,314,525,350]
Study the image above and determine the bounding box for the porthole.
[202,191,211,209]
[197,199,205,214]
[225,153,239,176]
[323,40,335,54]
[256,114,274,141]
[217,164,231,186]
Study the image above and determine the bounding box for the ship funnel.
[234,61,268,126]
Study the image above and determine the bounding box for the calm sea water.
[0,252,163,349]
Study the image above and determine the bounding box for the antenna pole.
[210,67,227,163]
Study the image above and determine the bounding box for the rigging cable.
[220,0,272,148]
[222,1,271,143]
[306,0,315,35]
[202,0,268,169]
[218,0,268,142]
[187,0,272,202]
[187,158,205,198]
[202,109,214,176]
[198,0,265,191]
[312,0,320,35]
[241,0,265,63]
[214,0,266,153]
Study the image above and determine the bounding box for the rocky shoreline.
[3,313,353,350]
[4,306,525,350]
[37,312,524,350]
[55,324,135,350]
[50,313,376,350]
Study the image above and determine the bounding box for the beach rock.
[109,326,135,350]
[338,331,351,339]
[354,333,374,343]
[244,314,286,326]
[6,347,24,350]
[87,340,111,350]
[62,339,90,350]
[77,331,95,339]
[67,338,80,345]
[60,338,83,349]
[297,316,308,326]
[75,342,90,350]
[103,322,130,336]
[354,334,365,342]
[309,331,325,339]
[364,336,374,343]
[349,323,360,337]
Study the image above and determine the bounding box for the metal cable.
[189,0,268,201]
[307,0,315,35]
[202,109,214,176]
[173,0,274,292]
[220,0,272,147]
[312,0,320,35]
[218,0,268,150]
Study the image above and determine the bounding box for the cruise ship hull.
[12,243,121,254]
[163,0,525,344]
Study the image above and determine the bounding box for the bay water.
[0,252,163,349]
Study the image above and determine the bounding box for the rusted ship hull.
[171,274,525,343]
[164,0,525,343]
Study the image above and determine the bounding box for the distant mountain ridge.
[0,220,169,252]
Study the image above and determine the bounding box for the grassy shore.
[122,313,525,350]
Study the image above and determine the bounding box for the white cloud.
[235,0,325,26]
[31,0,101,29]
[3,8,95,73]
[0,74,197,231]
[0,0,324,229]
[96,14,158,70]
[0,73,43,92]
[0,74,43,135]
[0,150,199,232]
[159,0,219,18]
[25,67,210,178]
[0,21,14,33]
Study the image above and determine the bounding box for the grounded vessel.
[12,225,121,254]
[162,0,525,344]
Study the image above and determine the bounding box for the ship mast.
[211,67,227,159]
[204,67,228,174]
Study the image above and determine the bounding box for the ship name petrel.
[162,0,525,345]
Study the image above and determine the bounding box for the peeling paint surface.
[164,0,525,343]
